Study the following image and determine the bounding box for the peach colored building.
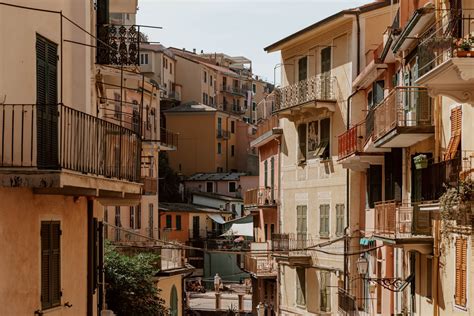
[184,172,258,199]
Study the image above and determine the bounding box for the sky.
[136,0,372,83]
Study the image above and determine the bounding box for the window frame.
[206,181,214,193]
[176,215,182,231]
[228,181,237,193]
[165,214,172,230]
[302,116,331,162]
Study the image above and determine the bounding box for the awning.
[221,222,253,237]
[360,237,375,246]
[207,214,226,224]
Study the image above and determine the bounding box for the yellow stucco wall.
[157,274,183,316]
[0,188,101,315]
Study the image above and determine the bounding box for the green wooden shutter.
[320,204,329,237]
[41,222,51,308]
[41,221,61,309]
[50,222,61,306]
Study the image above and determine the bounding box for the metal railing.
[374,201,435,238]
[220,84,247,96]
[244,187,277,206]
[271,233,318,256]
[216,129,231,139]
[0,103,141,182]
[338,288,357,315]
[418,10,474,76]
[338,120,367,160]
[373,87,433,142]
[167,91,181,101]
[160,127,178,149]
[188,229,224,240]
[243,254,277,276]
[273,74,336,112]
[97,24,140,66]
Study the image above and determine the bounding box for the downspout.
[343,8,361,293]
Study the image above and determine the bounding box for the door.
[320,47,331,99]
[193,216,200,239]
[36,35,58,169]
[297,57,308,102]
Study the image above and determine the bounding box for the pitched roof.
[186,172,247,181]
[192,191,243,202]
[264,1,394,52]
[159,202,231,214]
[141,43,176,59]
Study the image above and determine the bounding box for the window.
[166,215,172,229]
[252,102,256,111]
[104,207,108,223]
[264,160,268,188]
[455,237,467,307]
[217,142,222,154]
[252,83,256,93]
[140,53,149,65]
[41,221,61,309]
[204,71,207,83]
[319,204,330,237]
[210,75,213,86]
[336,204,345,236]
[231,121,235,133]
[296,206,307,248]
[296,267,306,306]
[373,80,385,106]
[210,96,214,106]
[115,206,121,227]
[232,204,236,215]
[170,63,173,74]
[217,117,222,133]
[113,92,121,119]
[298,123,307,163]
[176,215,182,231]
[445,107,461,160]
[367,165,382,208]
[206,182,213,193]
[202,93,208,105]
[298,56,308,82]
[136,204,141,229]
[229,182,237,193]
[426,256,432,299]
[129,206,135,229]
[320,271,331,312]
[149,204,154,238]
[231,145,235,157]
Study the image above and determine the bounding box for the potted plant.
[413,154,428,169]
[454,36,474,57]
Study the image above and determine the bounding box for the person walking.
[214,273,221,293]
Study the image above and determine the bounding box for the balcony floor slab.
[374,126,434,148]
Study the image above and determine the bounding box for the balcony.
[97,24,140,66]
[159,128,178,151]
[416,12,474,104]
[244,187,277,207]
[273,74,337,116]
[0,103,141,197]
[373,87,434,148]
[216,129,230,140]
[337,119,383,170]
[242,243,277,278]
[220,84,247,97]
[250,116,282,148]
[338,288,357,315]
[374,201,434,243]
[271,233,312,266]
[141,176,157,194]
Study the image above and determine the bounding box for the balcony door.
[192,216,200,239]
[36,35,58,169]
[296,205,307,249]
[297,57,308,102]
[321,47,331,99]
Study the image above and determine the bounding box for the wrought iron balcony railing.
[243,254,277,276]
[273,74,336,112]
[244,187,277,206]
[160,127,178,149]
[220,84,247,96]
[338,120,367,160]
[0,103,141,182]
[373,87,433,142]
[216,129,230,139]
[97,24,140,66]
[338,288,357,315]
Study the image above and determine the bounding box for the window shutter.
[41,221,61,309]
[455,237,467,307]
[298,124,307,163]
[445,107,462,160]
[41,223,51,308]
[50,222,61,306]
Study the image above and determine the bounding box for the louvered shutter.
[41,221,61,309]
[455,237,467,307]
[41,223,51,308]
[445,107,462,160]
[50,222,61,306]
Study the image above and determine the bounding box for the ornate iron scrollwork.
[97,24,140,66]
[366,274,414,292]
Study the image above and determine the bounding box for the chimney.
[193,48,196,54]
[201,50,204,54]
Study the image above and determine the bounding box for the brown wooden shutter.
[455,237,467,307]
[445,107,462,160]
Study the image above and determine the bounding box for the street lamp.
[356,255,368,275]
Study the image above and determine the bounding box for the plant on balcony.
[454,36,474,57]
[440,178,473,226]
[413,154,428,169]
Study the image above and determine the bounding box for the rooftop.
[163,101,217,113]
[186,172,247,181]
[192,191,243,202]
[158,202,231,214]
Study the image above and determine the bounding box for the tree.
[104,243,167,315]
[159,152,182,202]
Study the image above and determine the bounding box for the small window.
[319,204,330,237]
[217,142,222,154]
[252,102,256,111]
[115,206,121,227]
[206,182,213,193]
[41,221,61,309]
[166,215,172,229]
[204,71,207,83]
[210,75,213,86]
[231,204,236,215]
[170,63,173,74]
[140,53,149,65]
[136,204,141,229]
[231,121,235,133]
[129,206,135,229]
[320,271,331,312]
[231,145,235,157]
[229,182,237,192]
[252,83,256,93]
[104,206,108,223]
[176,215,182,231]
